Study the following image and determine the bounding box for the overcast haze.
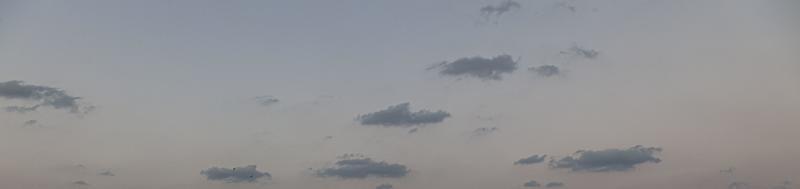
[1,0,799,189]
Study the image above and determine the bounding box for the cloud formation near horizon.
[549,145,662,172]
[200,165,271,183]
[316,157,409,179]
[0,80,92,114]
[357,103,450,127]
[430,55,518,80]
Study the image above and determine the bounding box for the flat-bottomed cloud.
[357,103,450,127]
[201,165,271,183]
[549,145,662,172]
[316,157,409,179]
[429,55,518,80]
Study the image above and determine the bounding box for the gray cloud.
[529,65,561,77]
[473,127,498,136]
[22,119,38,127]
[545,182,565,188]
[549,145,662,172]
[408,128,419,134]
[98,170,115,176]
[356,103,450,127]
[376,183,394,189]
[72,180,89,186]
[254,95,279,106]
[515,155,547,165]
[524,180,541,187]
[729,182,749,189]
[481,0,521,17]
[200,165,271,183]
[316,157,409,179]
[430,55,518,80]
[0,81,92,114]
[561,45,599,59]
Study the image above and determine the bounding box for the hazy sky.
[1,0,799,189]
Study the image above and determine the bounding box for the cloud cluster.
[200,165,271,183]
[529,65,561,77]
[481,0,522,16]
[316,158,409,179]
[514,155,547,165]
[430,55,518,80]
[0,81,92,114]
[549,145,662,172]
[357,103,450,127]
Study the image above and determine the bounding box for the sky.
[0,0,799,189]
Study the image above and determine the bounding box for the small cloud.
[376,183,394,189]
[200,165,271,183]
[72,180,89,186]
[98,170,115,176]
[515,155,547,165]
[545,182,565,188]
[529,65,561,77]
[555,1,576,13]
[481,0,522,17]
[561,45,599,59]
[472,127,498,136]
[254,95,279,106]
[0,80,93,115]
[549,145,662,172]
[22,119,38,127]
[429,55,518,80]
[408,128,419,134]
[729,182,749,189]
[524,180,541,187]
[316,156,409,179]
[356,103,450,127]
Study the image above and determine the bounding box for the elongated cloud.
[430,55,518,80]
[316,157,409,179]
[545,182,565,188]
[200,165,271,183]
[481,0,521,16]
[376,183,394,189]
[549,145,662,172]
[254,95,279,106]
[72,180,89,185]
[0,80,92,114]
[561,45,599,59]
[515,155,547,165]
[98,170,115,176]
[524,180,541,187]
[356,103,450,127]
[529,65,561,77]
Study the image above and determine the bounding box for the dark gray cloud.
[515,155,547,165]
[316,157,409,179]
[529,65,561,77]
[376,183,394,189]
[545,182,565,188]
[561,45,599,59]
[200,165,271,183]
[0,81,92,114]
[481,0,521,17]
[549,145,662,172]
[72,180,89,185]
[430,55,518,80]
[524,180,541,187]
[473,127,498,136]
[356,103,450,127]
[98,170,115,176]
[254,95,279,106]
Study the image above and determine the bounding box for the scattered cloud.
[356,103,450,127]
[473,127,498,136]
[0,80,93,114]
[549,145,662,172]
[546,182,565,188]
[524,180,541,187]
[316,157,409,179]
[376,183,394,189]
[98,170,115,176]
[561,45,599,59]
[254,95,279,106]
[429,55,518,80]
[22,119,38,127]
[529,65,561,77]
[201,165,271,183]
[481,0,521,17]
[515,155,547,165]
[72,180,89,186]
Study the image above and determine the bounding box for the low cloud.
[72,180,89,186]
[376,184,394,189]
[357,103,450,127]
[561,45,599,59]
[515,155,547,165]
[481,0,521,17]
[201,165,271,183]
[98,170,115,176]
[524,180,541,187]
[429,55,518,80]
[529,65,561,77]
[22,120,38,127]
[0,81,92,114]
[549,145,662,172]
[473,127,498,136]
[316,157,409,179]
[254,95,279,106]
[546,182,565,188]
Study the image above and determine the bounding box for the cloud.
[481,0,521,17]
[561,45,599,59]
[0,80,92,114]
[515,155,547,165]
[524,180,542,187]
[376,184,394,189]
[545,182,565,188]
[408,128,419,134]
[356,103,450,127]
[729,182,749,189]
[254,95,279,106]
[316,157,409,179]
[98,170,115,176]
[549,145,662,172]
[529,65,561,77]
[22,119,38,127]
[72,180,89,185]
[473,127,498,136]
[429,55,518,80]
[200,165,271,183]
